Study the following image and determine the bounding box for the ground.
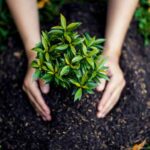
[0,3,150,150]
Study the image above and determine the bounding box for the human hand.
[96,55,126,118]
[22,59,51,121]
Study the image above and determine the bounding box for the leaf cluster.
[32,14,108,101]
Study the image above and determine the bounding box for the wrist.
[24,38,41,66]
[102,41,123,63]
[103,50,120,63]
[103,47,121,63]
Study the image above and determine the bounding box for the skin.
[6,0,138,121]
[6,0,51,121]
[96,0,138,118]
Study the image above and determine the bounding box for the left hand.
[96,56,126,118]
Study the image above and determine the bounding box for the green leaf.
[50,44,57,52]
[45,62,54,71]
[97,56,107,70]
[51,26,63,30]
[72,38,84,45]
[86,89,94,94]
[64,54,70,65]
[60,66,70,76]
[56,44,68,50]
[73,70,82,79]
[41,31,49,50]
[37,59,41,66]
[71,64,80,69]
[35,42,42,48]
[33,70,41,79]
[64,32,71,43]
[72,32,80,40]
[88,49,99,56]
[38,53,44,63]
[88,36,96,46]
[48,71,54,75]
[81,72,88,85]
[31,60,39,68]
[94,39,105,44]
[82,44,87,55]
[86,57,94,69]
[67,22,81,31]
[42,65,48,71]
[70,44,76,55]
[42,31,49,41]
[89,71,97,80]
[74,88,82,101]
[60,14,66,29]
[86,82,97,89]
[97,73,109,80]
[69,79,80,87]
[42,35,48,50]
[42,74,52,83]
[85,32,91,40]
[72,56,83,63]
[32,47,44,53]
[49,29,63,35]
[45,52,50,61]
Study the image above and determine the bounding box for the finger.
[96,79,106,92]
[30,84,51,118]
[97,86,121,118]
[30,100,46,120]
[39,79,50,94]
[97,78,116,112]
[101,81,125,117]
[26,89,49,121]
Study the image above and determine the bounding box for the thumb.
[39,79,50,94]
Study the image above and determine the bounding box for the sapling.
[31,14,109,101]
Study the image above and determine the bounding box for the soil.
[0,3,150,150]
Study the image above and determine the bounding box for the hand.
[22,63,51,121]
[96,56,126,118]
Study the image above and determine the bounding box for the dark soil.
[0,3,150,150]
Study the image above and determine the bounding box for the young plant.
[32,14,108,101]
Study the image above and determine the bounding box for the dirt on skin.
[0,3,150,150]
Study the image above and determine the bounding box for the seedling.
[32,14,108,101]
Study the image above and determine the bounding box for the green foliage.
[39,0,65,22]
[135,0,150,45]
[32,14,108,101]
[0,0,14,51]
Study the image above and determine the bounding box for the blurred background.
[0,0,150,52]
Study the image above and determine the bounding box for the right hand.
[22,66,51,121]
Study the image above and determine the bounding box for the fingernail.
[97,112,104,118]
[47,116,51,121]
[42,87,49,93]
[96,87,101,92]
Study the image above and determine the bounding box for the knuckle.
[118,74,125,83]
[122,79,126,87]
[23,80,29,89]
[119,75,126,87]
